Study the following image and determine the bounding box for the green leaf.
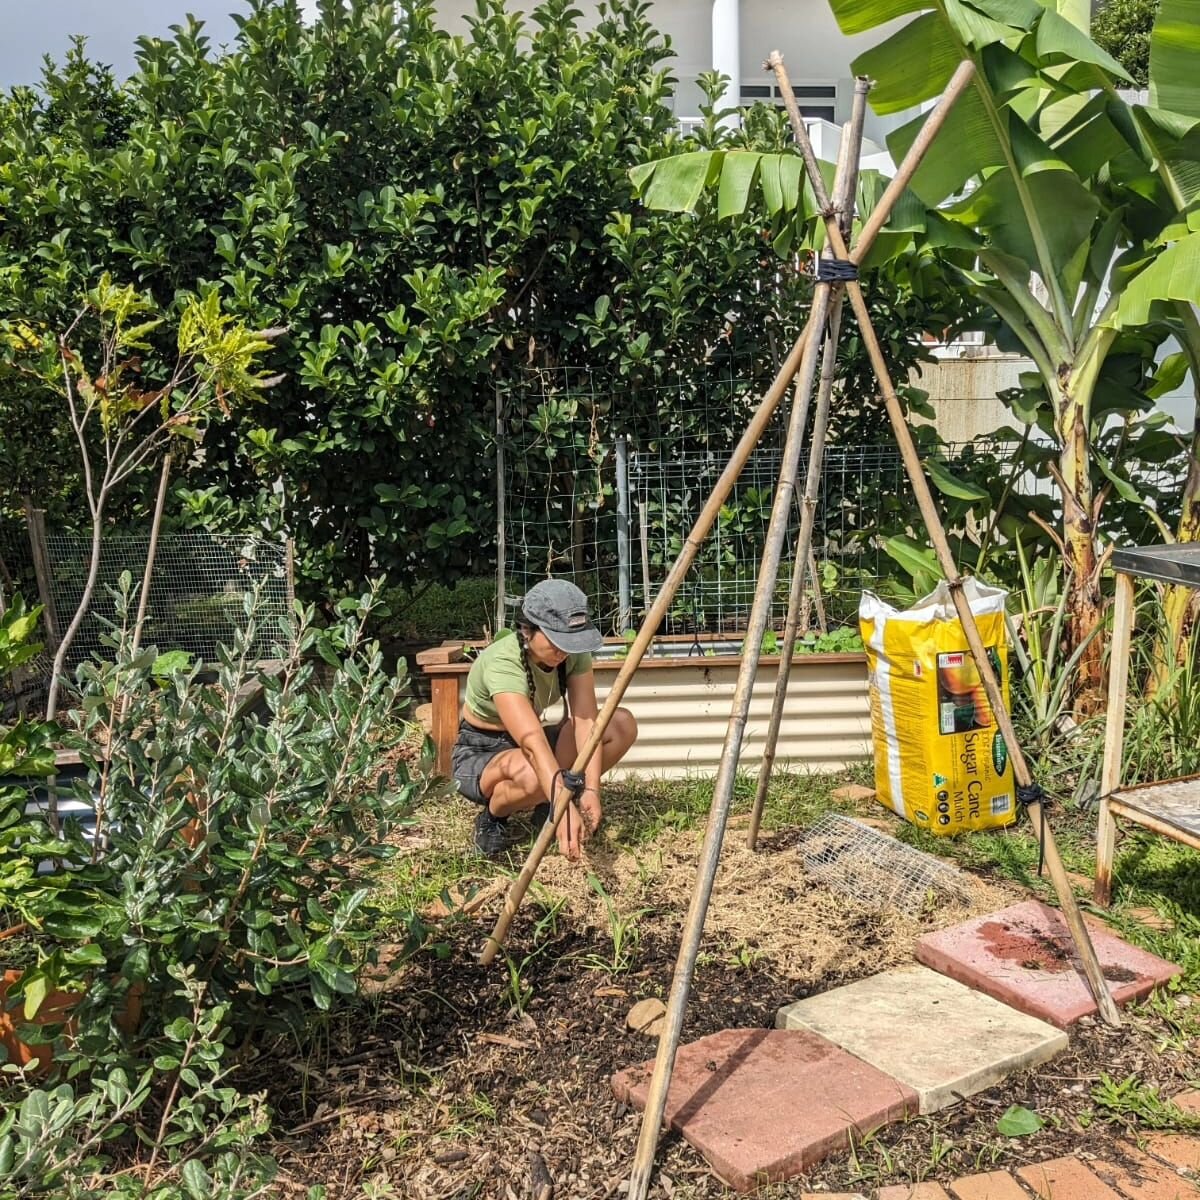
[924,457,990,501]
[182,1158,212,1200]
[1150,0,1200,119]
[996,1103,1046,1136]
[631,152,719,212]
[887,86,1004,205]
[884,535,941,584]
[22,973,49,1021]
[851,13,962,115]
[827,0,929,36]
[1148,351,1190,398]
[717,152,761,220]
[1034,9,1132,82]
[942,161,1099,279]
[1110,231,1200,326]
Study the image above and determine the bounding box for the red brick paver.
[915,900,1181,1028]
[1171,1089,1200,1118]
[1017,1156,1123,1199]
[610,1028,916,1193]
[878,1184,953,1199]
[948,1171,1030,1199]
[1144,1133,1200,1174]
[1095,1145,1200,1198]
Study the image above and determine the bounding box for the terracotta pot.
[0,963,144,1075]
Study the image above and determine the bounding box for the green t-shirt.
[463,633,592,725]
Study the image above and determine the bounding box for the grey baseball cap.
[520,579,604,654]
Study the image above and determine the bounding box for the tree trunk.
[1058,388,1104,703]
[46,503,105,722]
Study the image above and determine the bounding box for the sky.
[1,1,320,89]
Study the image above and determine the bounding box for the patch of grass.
[1091,1074,1200,1131]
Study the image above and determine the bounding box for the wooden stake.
[770,52,1122,1030]
[625,57,984,1199]
[1095,570,1134,905]
[747,78,866,850]
[479,319,817,965]
[626,85,868,1200]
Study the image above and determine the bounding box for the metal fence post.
[615,436,632,633]
[495,385,507,633]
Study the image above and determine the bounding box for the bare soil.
[254,790,1198,1199]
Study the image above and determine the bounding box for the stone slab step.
[776,964,1067,1114]
[609,1028,916,1193]
[915,899,1180,1028]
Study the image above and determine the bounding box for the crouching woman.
[451,579,637,859]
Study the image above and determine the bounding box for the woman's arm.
[566,669,603,834]
[494,690,584,859]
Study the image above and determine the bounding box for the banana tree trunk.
[1058,385,1104,700]
[1160,388,1200,663]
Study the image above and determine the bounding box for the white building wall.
[430,0,911,148]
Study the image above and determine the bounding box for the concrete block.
[610,1028,916,1193]
[916,900,1180,1028]
[776,964,1067,1113]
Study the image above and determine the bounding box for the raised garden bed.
[417,634,871,780]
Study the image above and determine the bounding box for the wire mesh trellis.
[501,366,932,637]
[39,531,294,673]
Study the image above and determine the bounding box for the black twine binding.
[813,258,859,283]
[548,768,587,838]
[1016,782,1049,876]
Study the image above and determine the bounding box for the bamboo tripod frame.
[480,60,977,969]
[485,55,1121,1194]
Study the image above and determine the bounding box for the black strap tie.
[1016,783,1045,808]
[1016,783,1049,877]
[813,258,859,282]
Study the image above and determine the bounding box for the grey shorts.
[451,718,562,805]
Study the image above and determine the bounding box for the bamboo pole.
[768,52,1122,1029]
[481,58,980,972]
[624,59,993,1199]
[478,320,817,965]
[626,87,869,1200]
[747,77,866,850]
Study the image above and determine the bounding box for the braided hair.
[517,622,570,722]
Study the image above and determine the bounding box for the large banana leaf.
[828,0,1131,301]
[1109,232,1200,326]
[1150,0,1200,119]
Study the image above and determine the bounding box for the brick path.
[800,1089,1200,1199]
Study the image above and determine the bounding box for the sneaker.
[473,808,520,858]
[531,802,552,829]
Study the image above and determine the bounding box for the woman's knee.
[607,707,638,750]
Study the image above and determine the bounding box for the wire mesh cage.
[40,531,294,672]
[797,813,977,915]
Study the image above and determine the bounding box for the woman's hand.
[556,799,585,861]
[579,788,602,841]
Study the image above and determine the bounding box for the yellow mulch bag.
[859,579,1016,835]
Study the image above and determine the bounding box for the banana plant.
[1102,0,1200,660]
[631,0,1200,703]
